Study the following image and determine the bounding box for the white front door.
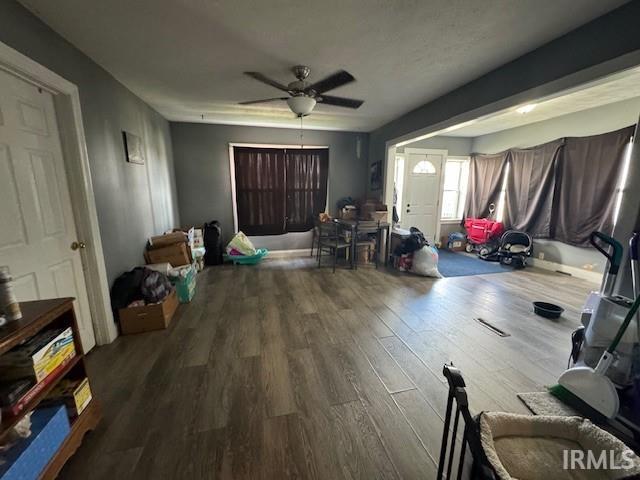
[403,148,447,244]
[0,69,96,351]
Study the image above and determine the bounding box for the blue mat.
[437,249,512,278]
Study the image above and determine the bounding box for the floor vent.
[555,270,572,276]
[474,317,510,337]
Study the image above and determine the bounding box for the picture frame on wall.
[370,161,382,191]
[123,131,145,165]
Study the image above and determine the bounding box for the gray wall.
[368,1,640,193]
[398,135,473,156]
[0,1,180,285]
[470,99,639,273]
[170,122,368,249]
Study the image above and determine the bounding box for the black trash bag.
[395,227,430,255]
[110,267,146,314]
[203,220,224,265]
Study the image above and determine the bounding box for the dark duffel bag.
[204,220,224,265]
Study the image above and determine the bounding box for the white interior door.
[403,148,447,244]
[0,69,96,351]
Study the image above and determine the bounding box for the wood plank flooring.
[59,257,595,480]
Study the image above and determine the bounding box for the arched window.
[412,160,436,174]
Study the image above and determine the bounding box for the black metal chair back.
[317,220,351,272]
[438,364,496,480]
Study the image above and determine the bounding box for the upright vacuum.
[555,232,640,421]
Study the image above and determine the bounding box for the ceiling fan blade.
[239,97,289,105]
[318,95,364,109]
[244,72,290,92]
[305,70,355,94]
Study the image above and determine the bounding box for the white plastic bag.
[411,246,442,278]
[226,231,257,256]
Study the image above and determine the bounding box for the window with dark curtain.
[233,146,329,235]
[552,126,634,246]
[463,152,509,220]
[505,139,564,237]
[234,147,286,235]
[285,148,329,232]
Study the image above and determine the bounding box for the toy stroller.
[497,230,532,268]
[463,204,504,258]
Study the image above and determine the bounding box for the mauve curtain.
[505,139,564,237]
[552,126,634,246]
[234,147,286,235]
[463,152,509,219]
[284,148,329,232]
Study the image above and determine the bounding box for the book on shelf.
[1,355,76,419]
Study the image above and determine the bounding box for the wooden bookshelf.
[0,298,101,479]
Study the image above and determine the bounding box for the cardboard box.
[144,242,191,266]
[44,377,92,418]
[119,290,178,335]
[0,327,76,383]
[148,231,186,249]
[340,207,357,220]
[442,236,467,252]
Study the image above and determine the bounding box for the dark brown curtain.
[234,147,286,235]
[463,152,509,219]
[552,126,634,246]
[234,147,328,235]
[505,139,564,237]
[285,148,329,232]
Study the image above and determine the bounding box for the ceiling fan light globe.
[287,96,316,116]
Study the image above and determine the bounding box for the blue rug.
[437,249,512,278]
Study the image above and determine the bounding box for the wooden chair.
[317,220,351,272]
[354,220,380,269]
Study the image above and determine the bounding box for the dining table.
[335,218,391,267]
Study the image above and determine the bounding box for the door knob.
[71,241,86,251]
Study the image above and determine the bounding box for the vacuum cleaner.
[556,294,640,418]
[578,232,637,387]
[553,232,640,419]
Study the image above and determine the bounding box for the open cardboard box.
[144,242,191,266]
[119,290,178,335]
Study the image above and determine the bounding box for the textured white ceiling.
[20,0,629,131]
[442,68,640,137]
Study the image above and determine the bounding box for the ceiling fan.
[240,65,364,116]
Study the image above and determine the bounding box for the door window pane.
[412,160,436,174]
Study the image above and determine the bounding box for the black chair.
[317,220,352,272]
[353,220,380,269]
[438,364,496,480]
[310,219,320,258]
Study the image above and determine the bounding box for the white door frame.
[0,41,117,345]
[403,148,448,243]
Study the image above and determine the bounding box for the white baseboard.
[267,248,311,258]
[529,257,602,283]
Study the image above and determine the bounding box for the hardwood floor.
[59,257,595,480]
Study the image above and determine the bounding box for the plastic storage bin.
[0,405,70,480]
[225,248,269,265]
